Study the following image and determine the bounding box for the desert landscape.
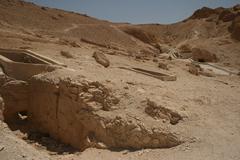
[0,0,240,160]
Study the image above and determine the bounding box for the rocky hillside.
[0,0,239,66]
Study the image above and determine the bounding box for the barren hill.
[0,1,240,160]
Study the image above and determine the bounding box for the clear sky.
[24,0,240,24]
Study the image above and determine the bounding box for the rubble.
[145,99,182,125]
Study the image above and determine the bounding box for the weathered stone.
[60,50,74,58]
[93,51,110,68]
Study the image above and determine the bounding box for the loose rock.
[60,51,74,58]
[93,51,110,68]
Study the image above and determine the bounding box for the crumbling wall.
[0,69,182,150]
[27,70,182,150]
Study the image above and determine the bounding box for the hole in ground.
[197,59,206,62]
[4,111,78,155]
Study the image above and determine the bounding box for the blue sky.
[24,0,240,24]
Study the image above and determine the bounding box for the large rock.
[93,52,110,68]
[192,48,218,62]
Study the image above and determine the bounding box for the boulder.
[93,52,110,68]
[191,48,218,62]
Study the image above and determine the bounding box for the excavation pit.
[0,49,65,80]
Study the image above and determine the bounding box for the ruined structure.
[0,49,183,151]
